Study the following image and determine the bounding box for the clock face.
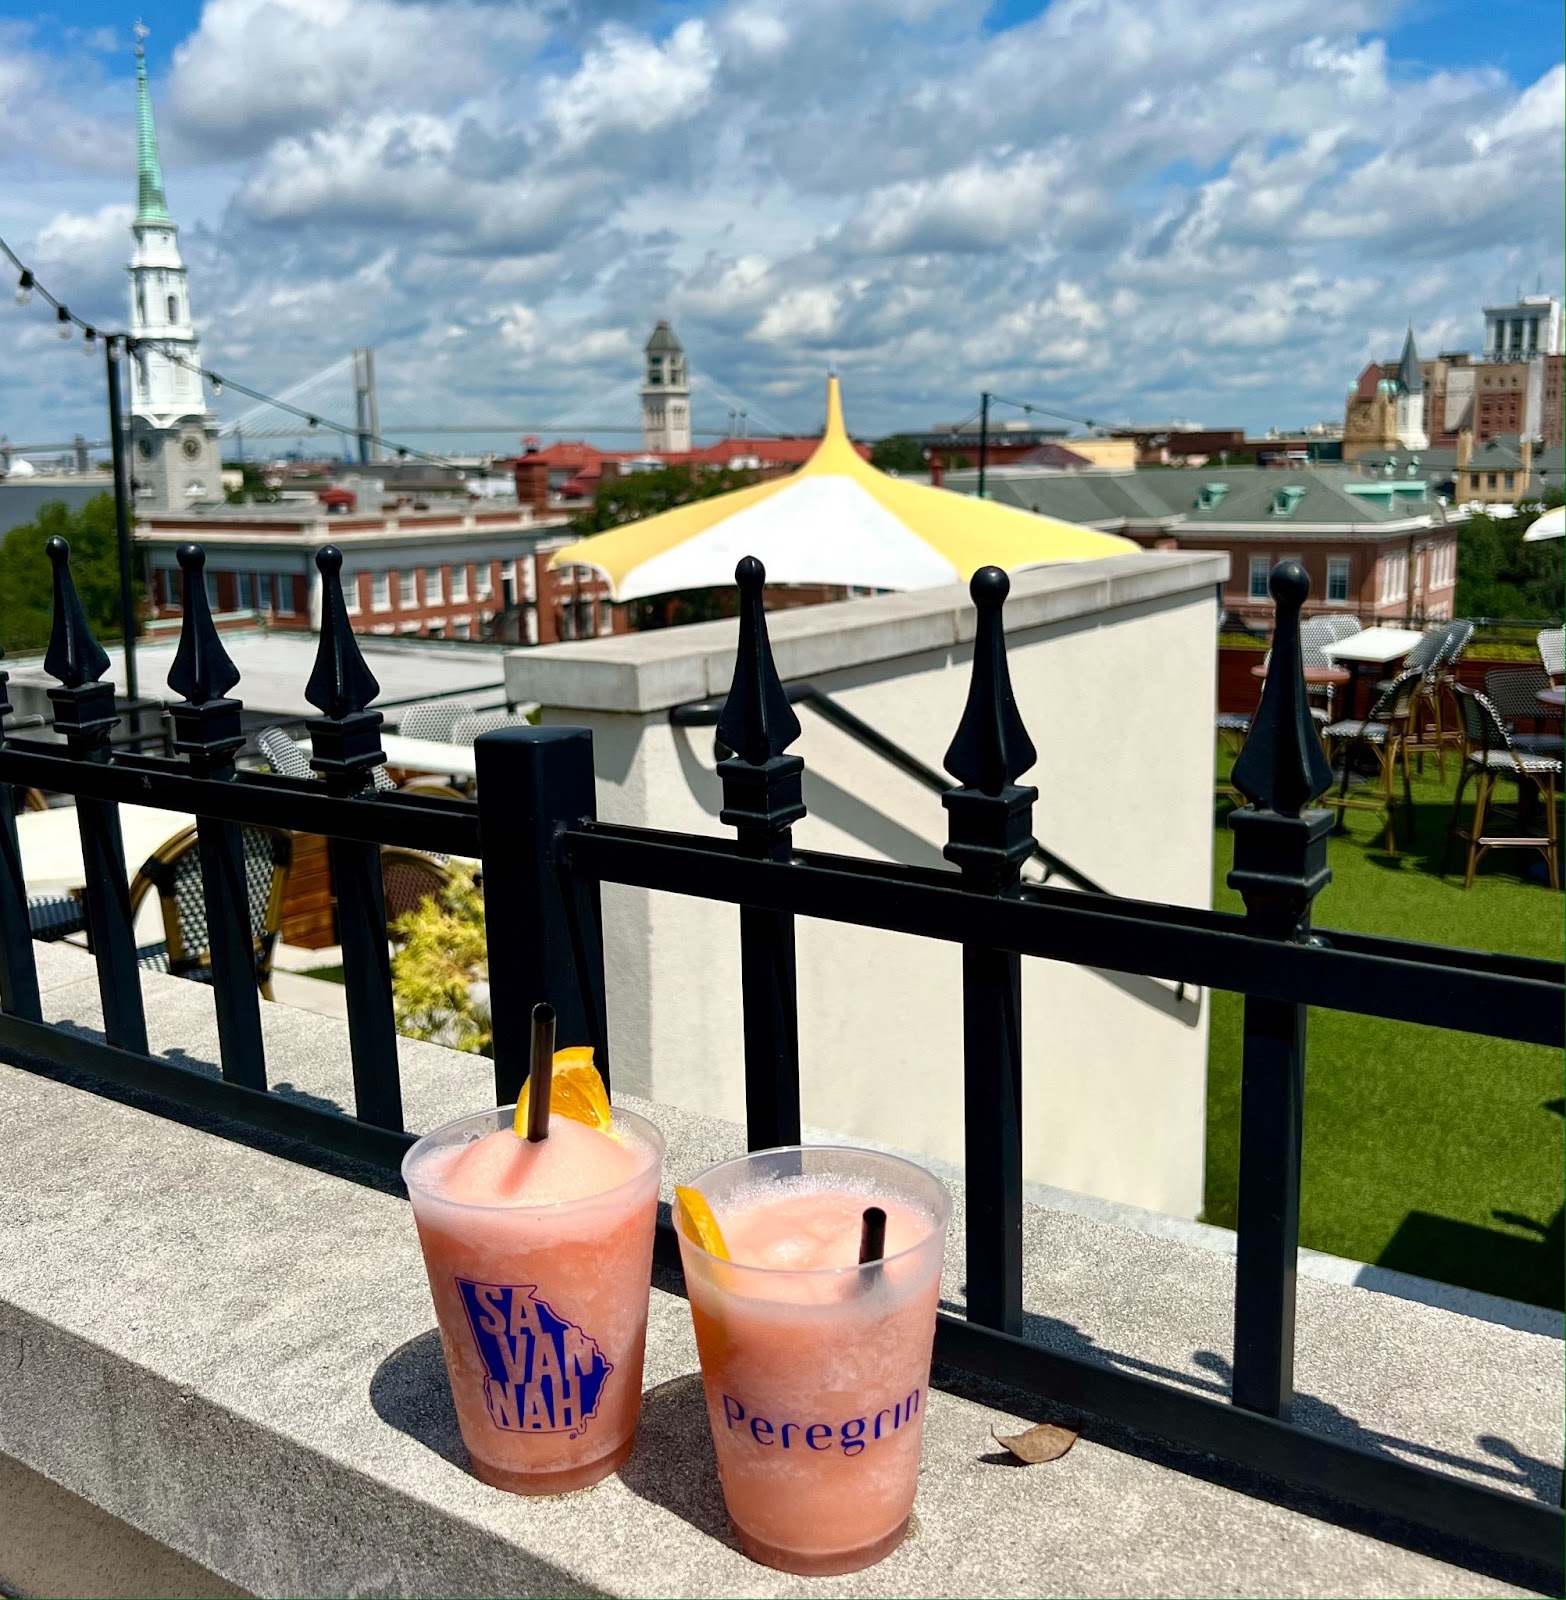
[182,437,202,460]
[137,438,154,459]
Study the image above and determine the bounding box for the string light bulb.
[56,304,72,339]
[306,415,318,431]
[210,374,222,396]
[83,327,97,357]
[14,269,32,306]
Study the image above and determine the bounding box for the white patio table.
[1321,627,1427,718]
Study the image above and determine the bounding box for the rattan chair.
[1539,628,1564,684]
[397,700,474,742]
[129,825,293,996]
[11,786,49,815]
[1397,623,1467,783]
[381,847,455,935]
[397,777,471,802]
[1444,687,1561,890]
[1320,668,1423,853]
[1484,667,1564,759]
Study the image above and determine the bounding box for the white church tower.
[127,24,222,513]
[1392,323,1428,451]
[640,321,691,454]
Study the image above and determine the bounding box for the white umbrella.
[1523,505,1564,542]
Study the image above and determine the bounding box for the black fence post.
[304,545,402,1130]
[0,640,42,1021]
[1227,559,1334,1418]
[475,726,606,1107]
[943,567,1037,1336]
[166,544,266,1091]
[43,536,147,1053]
[716,557,805,1150]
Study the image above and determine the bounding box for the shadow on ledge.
[369,1328,468,1472]
[615,1374,739,1552]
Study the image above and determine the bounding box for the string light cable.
[1,234,465,470]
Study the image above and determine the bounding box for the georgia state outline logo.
[456,1278,614,1437]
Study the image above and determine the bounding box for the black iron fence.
[0,537,1560,1584]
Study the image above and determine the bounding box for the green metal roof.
[135,32,171,226]
[644,320,683,354]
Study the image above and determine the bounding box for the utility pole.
[977,391,992,499]
[104,335,139,704]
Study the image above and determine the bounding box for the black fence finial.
[1231,561,1331,817]
[168,544,241,706]
[716,555,800,765]
[43,536,111,688]
[305,546,380,721]
[944,566,1036,796]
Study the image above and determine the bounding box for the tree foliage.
[1455,495,1565,621]
[225,463,280,504]
[869,434,928,474]
[0,494,133,654]
[569,463,758,536]
[390,865,492,1055]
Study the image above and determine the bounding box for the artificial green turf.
[1205,751,1564,1309]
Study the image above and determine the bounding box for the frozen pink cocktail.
[676,1146,950,1575]
[403,1105,662,1494]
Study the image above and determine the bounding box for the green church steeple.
[134,22,171,226]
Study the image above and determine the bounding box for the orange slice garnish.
[513,1046,611,1136]
[674,1185,731,1260]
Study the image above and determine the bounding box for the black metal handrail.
[0,540,1560,1586]
[672,683,1110,896]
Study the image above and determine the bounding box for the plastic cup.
[403,1105,663,1494]
[676,1145,951,1575]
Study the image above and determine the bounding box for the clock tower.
[126,23,222,513]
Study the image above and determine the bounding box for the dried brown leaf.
[990,1419,1080,1464]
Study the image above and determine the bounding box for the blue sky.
[0,0,1561,453]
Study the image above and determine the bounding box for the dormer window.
[1270,486,1306,517]
[1196,482,1228,510]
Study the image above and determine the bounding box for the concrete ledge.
[0,947,1558,1599]
[504,552,1228,713]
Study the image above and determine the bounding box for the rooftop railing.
[0,538,1560,1587]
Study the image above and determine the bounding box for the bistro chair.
[451,708,534,745]
[397,700,473,742]
[1214,711,1252,808]
[1254,650,1330,725]
[1397,622,1468,783]
[1320,667,1422,854]
[381,847,456,937]
[129,824,294,996]
[1444,687,1561,891]
[10,786,49,815]
[255,724,396,791]
[397,776,471,802]
[1539,628,1564,684]
[1484,667,1564,759]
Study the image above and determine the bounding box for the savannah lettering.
[721,1388,921,1456]
[457,1279,613,1436]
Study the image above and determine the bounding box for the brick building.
[947,464,1466,626]
[137,502,626,646]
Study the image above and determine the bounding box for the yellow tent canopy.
[548,375,1137,599]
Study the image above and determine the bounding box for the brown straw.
[859,1206,887,1268]
[526,1002,556,1143]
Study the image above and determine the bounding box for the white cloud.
[0,0,1560,446]
[543,19,717,151]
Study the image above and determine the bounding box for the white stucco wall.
[505,551,1227,1218]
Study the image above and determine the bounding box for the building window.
[275,574,296,615]
[476,563,493,601]
[166,293,178,322]
[236,572,253,610]
[521,557,537,602]
[451,564,469,602]
[343,573,359,613]
[1503,472,1515,489]
[453,618,471,641]
[371,573,391,611]
[205,573,218,609]
[524,609,539,645]
[1326,557,1350,602]
[1378,551,1408,605]
[425,569,443,604]
[1486,473,1498,490]
[1249,555,1271,599]
[399,571,417,607]
[427,621,445,640]
[599,600,613,631]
